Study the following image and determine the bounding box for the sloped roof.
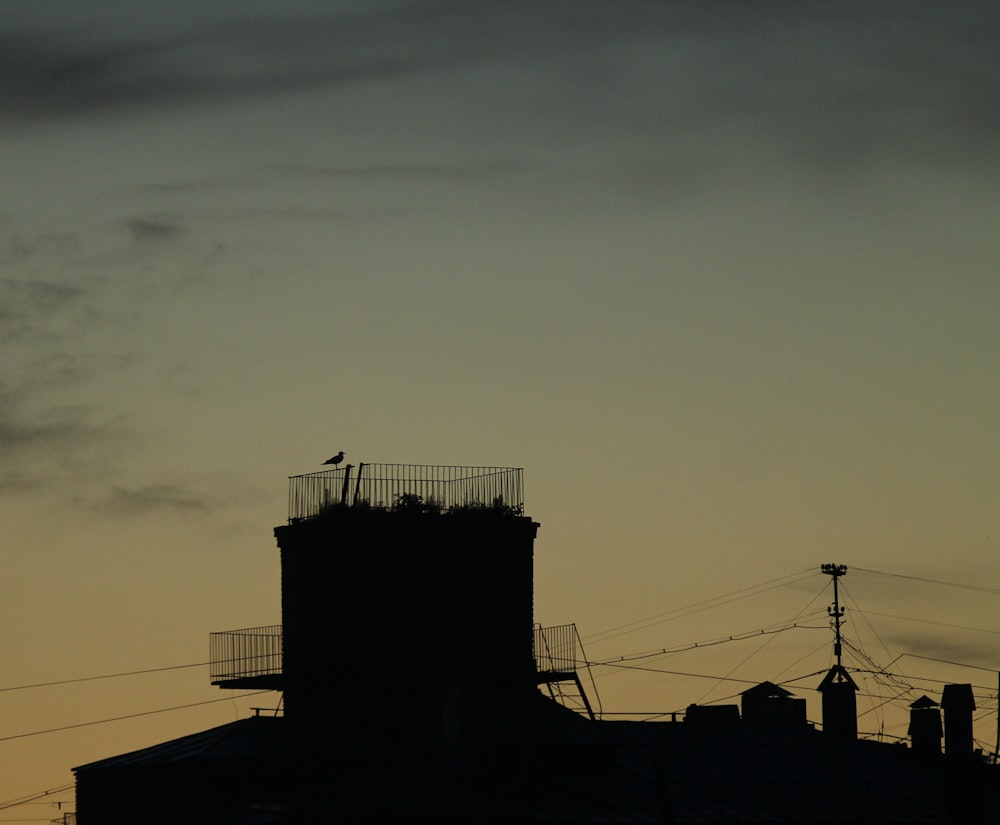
[740,680,792,698]
[73,695,1000,823]
[73,717,297,772]
[817,664,859,691]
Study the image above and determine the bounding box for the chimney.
[940,683,976,759]
[740,682,807,727]
[816,664,858,740]
[684,703,740,727]
[908,695,942,757]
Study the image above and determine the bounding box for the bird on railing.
[322,451,345,466]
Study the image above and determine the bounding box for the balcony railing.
[210,625,282,687]
[534,623,600,720]
[534,623,579,677]
[288,463,523,522]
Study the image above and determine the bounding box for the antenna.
[821,563,848,667]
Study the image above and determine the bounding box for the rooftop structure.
[287,463,524,522]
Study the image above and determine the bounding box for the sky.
[2,0,1000,812]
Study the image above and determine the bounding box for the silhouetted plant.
[391,493,443,514]
[317,500,351,516]
[450,496,523,517]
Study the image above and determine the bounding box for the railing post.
[354,463,366,505]
[340,465,353,504]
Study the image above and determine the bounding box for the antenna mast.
[821,563,848,667]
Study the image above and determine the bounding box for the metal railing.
[288,463,523,522]
[534,623,601,719]
[534,623,579,675]
[209,625,282,683]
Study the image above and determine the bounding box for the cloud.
[269,159,529,184]
[0,385,123,496]
[0,3,478,121]
[877,630,1000,671]
[122,216,184,243]
[2,0,997,178]
[0,277,86,335]
[0,228,159,494]
[98,482,213,517]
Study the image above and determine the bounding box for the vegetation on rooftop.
[312,493,523,519]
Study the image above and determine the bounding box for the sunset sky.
[3,0,1000,811]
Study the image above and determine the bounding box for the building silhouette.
[73,463,1000,823]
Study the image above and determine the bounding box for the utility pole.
[821,563,848,667]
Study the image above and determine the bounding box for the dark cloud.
[1,232,82,267]
[270,160,528,183]
[0,469,45,494]
[879,631,1000,670]
[0,231,145,494]
[99,482,212,516]
[0,277,86,333]
[0,3,478,120]
[3,0,998,174]
[0,387,119,481]
[123,216,184,243]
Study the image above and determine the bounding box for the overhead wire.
[879,651,999,675]
[577,562,999,745]
[0,660,277,814]
[596,662,768,687]
[770,638,832,682]
[692,576,831,705]
[855,610,1000,637]
[582,567,817,646]
[585,562,995,744]
[0,786,74,813]
[589,611,828,672]
[0,691,273,743]
[0,662,209,693]
[839,581,893,662]
[852,567,1000,597]
[841,637,914,731]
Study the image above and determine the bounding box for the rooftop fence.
[288,463,523,522]
[209,625,282,685]
[534,623,579,677]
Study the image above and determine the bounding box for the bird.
[322,451,345,466]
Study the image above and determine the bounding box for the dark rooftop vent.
[908,695,942,757]
[817,664,858,740]
[741,682,807,728]
[685,704,741,727]
[940,684,976,760]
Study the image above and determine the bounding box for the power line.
[590,614,828,669]
[840,581,894,662]
[890,652,999,674]
[583,568,817,646]
[0,691,272,743]
[0,786,73,813]
[597,661,767,686]
[694,576,832,706]
[0,662,209,693]
[855,610,1000,637]
[852,567,1000,597]
[771,638,832,682]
